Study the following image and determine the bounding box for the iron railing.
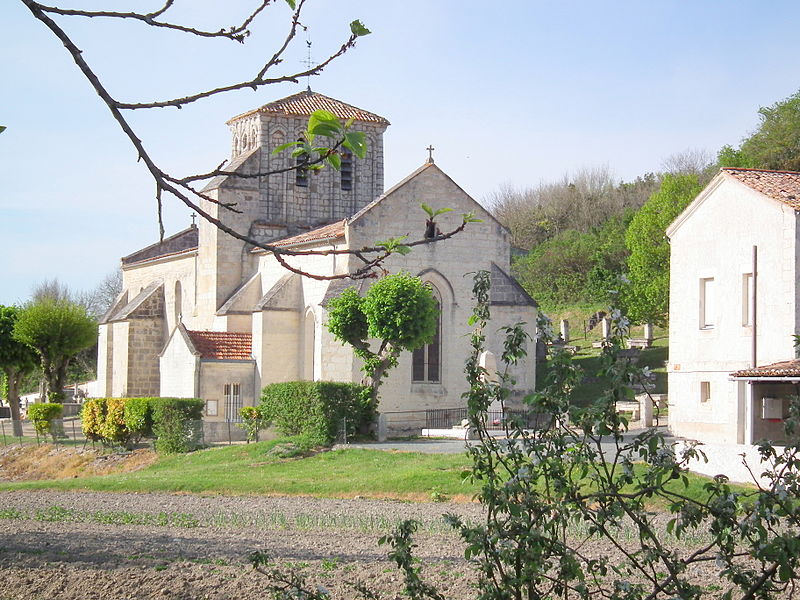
[425,407,551,431]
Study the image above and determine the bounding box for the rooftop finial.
[190,212,197,226]
[426,144,435,164]
[302,28,313,92]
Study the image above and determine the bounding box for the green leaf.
[349,20,371,37]
[421,204,453,219]
[343,131,367,158]
[395,245,412,256]
[462,212,483,223]
[308,122,341,139]
[326,153,342,170]
[307,110,342,142]
[272,141,301,155]
[284,0,296,9]
[0,126,6,134]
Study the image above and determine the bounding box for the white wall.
[159,329,199,399]
[668,175,799,443]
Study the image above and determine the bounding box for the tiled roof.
[122,226,198,266]
[732,359,800,378]
[268,220,346,248]
[724,168,800,210]
[186,330,253,360]
[230,91,389,125]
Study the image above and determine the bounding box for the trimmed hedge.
[123,397,153,442]
[28,403,63,440]
[81,397,201,452]
[259,381,375,447]
[151,398,204,454]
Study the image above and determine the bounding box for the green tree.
[0,306,38,435]
[13,298,97,402]
[719,89,800,171]
[622,174,703,325]
[512,213,632,308]
[326,272,438,403]
[717,144,759,169]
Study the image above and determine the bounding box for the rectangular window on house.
[742,273,753,327]
[224,383,242,422]
[699,277,715,329]
[700,381,711,403]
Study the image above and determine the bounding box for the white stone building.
[667,168,800,445]
[96,91,538,432]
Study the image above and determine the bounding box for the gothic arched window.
[173,280,183,325]
[412,295,441,383]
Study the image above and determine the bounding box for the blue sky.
[3,1,800,305]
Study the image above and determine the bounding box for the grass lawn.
[0,437,752,508]
[0,440,476,501]
[537,303,669,408]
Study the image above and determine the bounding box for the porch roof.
[731,359,800,381]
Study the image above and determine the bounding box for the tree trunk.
[3,367,24,437]
[363,348,400,405]
[40,357,65,403]
[53,359,69,402]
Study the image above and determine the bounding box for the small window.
[340,151,353,191]
[699,277,715,329]
[700,381,711,403]
[295,139,308,187]
[412,299,441,383]
[742,273,753,327]
[224,383,242,422]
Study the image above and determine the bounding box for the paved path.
[337,426,676,458]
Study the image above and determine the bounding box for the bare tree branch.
[36,0,274,42]
[21,0,462,280]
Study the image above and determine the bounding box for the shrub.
[100,397,128,445]
[151,398,204,454]
[238,405,269,443]
[123,397,153,442]
[260,381,375,447]
[81,398,107,442]
[28,403,63,441]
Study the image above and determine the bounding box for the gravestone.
[560,319,570,343]
[601,317,611,340]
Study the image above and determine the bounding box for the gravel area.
[0,486,776,599]
[0,491,483,600]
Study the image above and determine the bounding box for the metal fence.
[0,417,87,446]
[425,407,552,431]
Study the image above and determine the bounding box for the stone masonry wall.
[343,164,537,417]
[124,287,166,398]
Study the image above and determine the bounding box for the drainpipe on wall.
[752,245,758,368]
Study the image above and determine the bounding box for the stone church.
[96,91,538,430]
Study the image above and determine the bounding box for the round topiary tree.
[326,272,438,403]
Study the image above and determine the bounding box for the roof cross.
[301,29,314,92]
[426,144,435,164]
[190,213,197,226]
